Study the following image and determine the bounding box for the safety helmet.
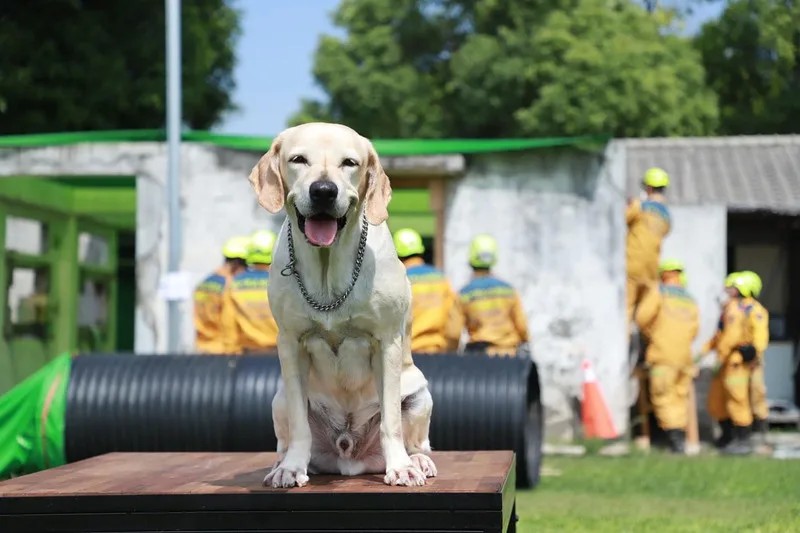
[222,236,251,260]
[643,167,670,188]
[739,270,763,298]
[724,271,752,298]
[469,234,498,269]
[393,228,425,258]
[247,230,278,265]
[659,258,685,273]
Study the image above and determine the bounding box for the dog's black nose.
[309,180,338,207]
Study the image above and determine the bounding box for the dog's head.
[248,122,392,247]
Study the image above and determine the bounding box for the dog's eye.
[289,155,308,165]
[341,158,359,168]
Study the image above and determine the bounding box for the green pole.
[0,206,7,333]
[52,217,79,353]
[105,231,119,352]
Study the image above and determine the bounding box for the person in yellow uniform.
[739,270,770,447]
[193,236,250,353]
[700,272,757,455]
[392,228,460,353]
[455,235,529,357]
[221,229,279,354]
[626,167,671,326]
[634,259,699,454]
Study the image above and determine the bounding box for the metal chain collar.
[280,210,368,312]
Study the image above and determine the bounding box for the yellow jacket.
[702,299,749,364]
[740,297,770,360]
[635,282,699,367]
[221,267,278,353]
[193,266,231,353]
[626,195,671,280]
[404,257,461,353]
[456,273,529,356]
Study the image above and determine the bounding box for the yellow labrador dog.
[248,122,437,488]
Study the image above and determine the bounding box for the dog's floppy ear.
[361,141,392,226]
[248,135,285,213]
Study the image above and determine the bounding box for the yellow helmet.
[659,258,685,273]
[739,270,763,298]
[393,228,425,258]
[247,230,278,265]
[643,167,670,188]
[725,271,752,298]
[469,234,498,269]
[222,236,251,260]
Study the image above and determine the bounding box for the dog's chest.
[303,329,376,394]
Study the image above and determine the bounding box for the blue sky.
[217,0,724,136]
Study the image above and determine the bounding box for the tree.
[695,0,800,134]
[292,0,718,138]
[0,0,240,134]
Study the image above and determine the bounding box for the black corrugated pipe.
[65,353,542,488]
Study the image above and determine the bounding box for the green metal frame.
[1,176,134,363]
[0,213,6,344]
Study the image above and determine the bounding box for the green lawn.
[516,454,800,532]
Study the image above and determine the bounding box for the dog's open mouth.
[297,208,347,247]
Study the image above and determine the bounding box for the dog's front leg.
[373,335,425,486]
[263,333,312,488]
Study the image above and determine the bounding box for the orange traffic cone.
[581,359,618,439]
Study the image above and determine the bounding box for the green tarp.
[0,129,610,156]
[0,353,71,479]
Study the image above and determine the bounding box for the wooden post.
[428,178,446,270]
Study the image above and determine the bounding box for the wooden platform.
[0,450,517,532]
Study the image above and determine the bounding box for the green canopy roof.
[0,130,609,156]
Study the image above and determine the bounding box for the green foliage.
[0,0,240,134]
[517,455,800,532]
[696,0,800,134]
[293,0,718,138]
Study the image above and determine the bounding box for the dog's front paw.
[384,464,426,487]
[410,453,437,478]
[263,462,310,488]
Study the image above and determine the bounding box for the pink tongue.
[305,218,338,246]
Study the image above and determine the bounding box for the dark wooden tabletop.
[0,451,517,532]
[0,450,514,497]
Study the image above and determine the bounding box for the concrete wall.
[3,141,727,442]
[0,144,452,354]
[443,145,629,439]
[1,143,169,351]
[659,205,728,358]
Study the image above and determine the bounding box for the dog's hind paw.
[410,453,437,478]
[384,465,426,487]
[263,464,309,488]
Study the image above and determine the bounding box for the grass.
[515,454,800,532]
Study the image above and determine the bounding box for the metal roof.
[623,135,800,214]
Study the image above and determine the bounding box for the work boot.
[714,419,734,449]
[720,425,753,456]
[666,429,686,454]
[751,418,771,455]
[752,418,768,442]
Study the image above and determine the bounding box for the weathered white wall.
[5,141,729,442]
[659,205,728,358]
[443,145,629,439]
[0,143,170,352]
